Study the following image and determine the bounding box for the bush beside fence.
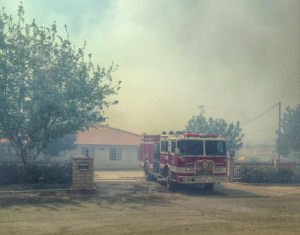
[0,160,72,185]
[239,163,300,183]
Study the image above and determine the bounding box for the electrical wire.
[243,124,277,135]
[241,103,279,127]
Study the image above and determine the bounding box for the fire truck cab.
[140,132,229,191]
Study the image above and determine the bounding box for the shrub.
[240,165,300,183]
[0,163,72,185]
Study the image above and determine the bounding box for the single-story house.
[0,125,142,169]
[67,125,141,169]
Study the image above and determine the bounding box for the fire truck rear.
[140,132,230,191]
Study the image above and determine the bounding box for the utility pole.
[278,101,281,160]
[198,105,206,116]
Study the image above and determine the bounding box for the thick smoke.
[2,0,300,144]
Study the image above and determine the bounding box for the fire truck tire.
[145,172,154,181]
[166,176,177,191]
[204,183,214,190]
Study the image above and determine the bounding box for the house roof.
[0,125,142,146]
[76,125,141,146]
[0,138,8,143]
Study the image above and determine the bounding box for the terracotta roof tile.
[0,138,8,143]
[0,126,141,146]
[76,125,141,146]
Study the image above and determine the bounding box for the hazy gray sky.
[1,0,300,145]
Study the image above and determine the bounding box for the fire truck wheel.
[166,176,177,191]
[204,183,214,190]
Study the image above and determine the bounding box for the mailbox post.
[70,156,95,191]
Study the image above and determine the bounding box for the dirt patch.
[1,170,300,235]
[94,169,145,181]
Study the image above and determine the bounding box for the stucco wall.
[67,144,140,170]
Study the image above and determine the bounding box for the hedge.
[240,165,300,183]
[0,163,72,185]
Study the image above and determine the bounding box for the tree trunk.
[19,148,28,165]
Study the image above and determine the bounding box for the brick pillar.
[70,157,95,191]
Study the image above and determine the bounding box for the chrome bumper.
[177,175,229,184]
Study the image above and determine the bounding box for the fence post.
[228,158,235,182]
[274,159,280,169]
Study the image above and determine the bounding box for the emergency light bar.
[183,133,220,138]
[183,133,200,137]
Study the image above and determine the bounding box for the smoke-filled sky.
[1,0,300,145]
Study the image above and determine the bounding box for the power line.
[242,104,278,127]
[243,125,277,136]
[244,131,276,139]
[243,130,276,139]
[243,123,277,131]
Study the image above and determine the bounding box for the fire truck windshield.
[205,140,226,156]
[177,140,203,155]
[177,140,226,156]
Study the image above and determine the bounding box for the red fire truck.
[140,132,230,191]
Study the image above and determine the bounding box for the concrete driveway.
[94,169,144,181]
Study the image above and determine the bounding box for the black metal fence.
[234,160,300,181]
[0,159,71,167]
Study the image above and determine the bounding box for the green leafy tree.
[0,5,120,164]
[276,104,300,157]
[186,114,244,151]
[43,134,77,158]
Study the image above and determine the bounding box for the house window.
[2,145,9,155]
[81,147,95,157]
[110,148,122,160]
[2,145,17,156]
